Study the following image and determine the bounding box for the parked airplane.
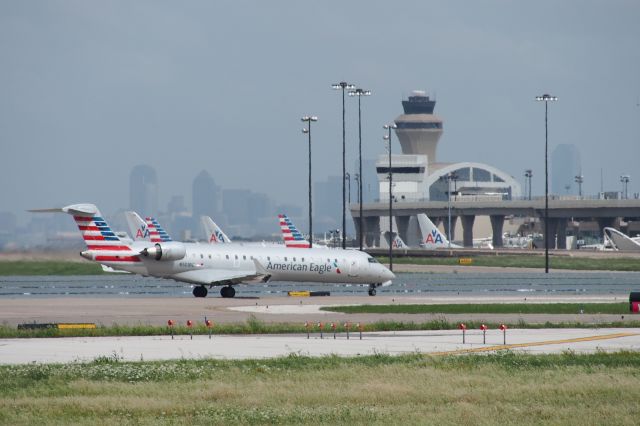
[382,230,408,249]
[417,213,462,249]
[31,204,394,297]
[125,212,173,243]
[603,227,640,252]
[201,216,231,244]
[278,214,310,248]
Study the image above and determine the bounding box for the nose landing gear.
[368,284,378,296]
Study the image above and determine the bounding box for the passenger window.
[243,255,246,260]
[284,257,288,261]
[200,254,204,259]
[208,254,211,259]
[302,258,305,262]
[293,257,296,262]
[226,255,229,260]
[267,256,271,261]
[235,255,238,260]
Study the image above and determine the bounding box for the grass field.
[321,303,630,315]
[0,260,103,276]
[377,255,640,271]
[4,316,640,339]
[1,351,639,425]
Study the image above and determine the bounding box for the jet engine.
[141,242,186,261]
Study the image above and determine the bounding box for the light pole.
[574,175,583,198]
[383,123,397,271]
[332,81,355,249]
[354,173,360,206]
[301,115,318,248]
[525,169,533,200]
[620,174,630,199]
[349,88,371,251]
[345,172,351,204]
[536,93,558,274]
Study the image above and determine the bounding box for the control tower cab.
[394,91,443,164]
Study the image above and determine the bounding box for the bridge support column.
[542,218,559,249]
[556,219,568,249]
[363,216,380,248]
[443,215,458,243]
[396,216,410,245]
[490,215,505,248]
[596,217,616,237]
[461,215,475,248]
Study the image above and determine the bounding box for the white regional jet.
[31,204,394,297]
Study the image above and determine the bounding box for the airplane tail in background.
[201,216,231,244]
[417,213,451,249]
[604,227,640,252]
[29,204,138,263]
[125,212,171,242]
[145,217,172,243]
[278,214,310,248]
[383,231,407,249]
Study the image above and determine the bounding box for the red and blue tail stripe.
[73,215,138,263]
[145,217,172,243]
[278,214,310,248]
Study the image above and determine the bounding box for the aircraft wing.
[169,268,266,285]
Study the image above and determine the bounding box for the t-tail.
[29,203,141,266]
[201,216,231,244]
[417,213,451,249]
[278,214,310,248]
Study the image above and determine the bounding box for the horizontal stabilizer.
[29,203,98,216]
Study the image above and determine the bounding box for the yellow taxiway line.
[431,332,638,356]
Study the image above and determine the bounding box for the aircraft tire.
[220,286,235,298]
[368,288,376,296]
[193,286,208,298]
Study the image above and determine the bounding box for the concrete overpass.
[350,198,640,249]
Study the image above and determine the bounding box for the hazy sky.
[2,1,639,224]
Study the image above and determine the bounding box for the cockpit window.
[368,257,380,264]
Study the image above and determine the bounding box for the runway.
[1,328,639,364]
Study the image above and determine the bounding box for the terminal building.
[370,91,521,247]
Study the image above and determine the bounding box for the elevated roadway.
[351,198,640,248]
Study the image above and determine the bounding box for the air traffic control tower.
[394,91,443,164]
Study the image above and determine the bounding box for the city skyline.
[1,2,639,229]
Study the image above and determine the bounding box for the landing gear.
[193,285,208,298]
[368,284,377,297]
[220,285,236,298]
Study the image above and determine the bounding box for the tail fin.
[30,203,130,251]
[382,230,407,249]
[417,213,449,248]
[144,217,172,243]
[201,216,231,243]
[278,214,310,248]
[125,211,151,242]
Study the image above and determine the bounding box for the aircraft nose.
[383,266,395,280]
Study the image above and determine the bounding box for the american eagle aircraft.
[31,204,394,297]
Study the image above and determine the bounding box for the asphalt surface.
[0,294,635,327]
[1,328,639,364]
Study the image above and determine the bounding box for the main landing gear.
[193,285,208,298]
[220,285,236,298]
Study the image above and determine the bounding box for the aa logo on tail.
[425,229,444,245]
[136,224,149,239]
[210,231,226,243]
